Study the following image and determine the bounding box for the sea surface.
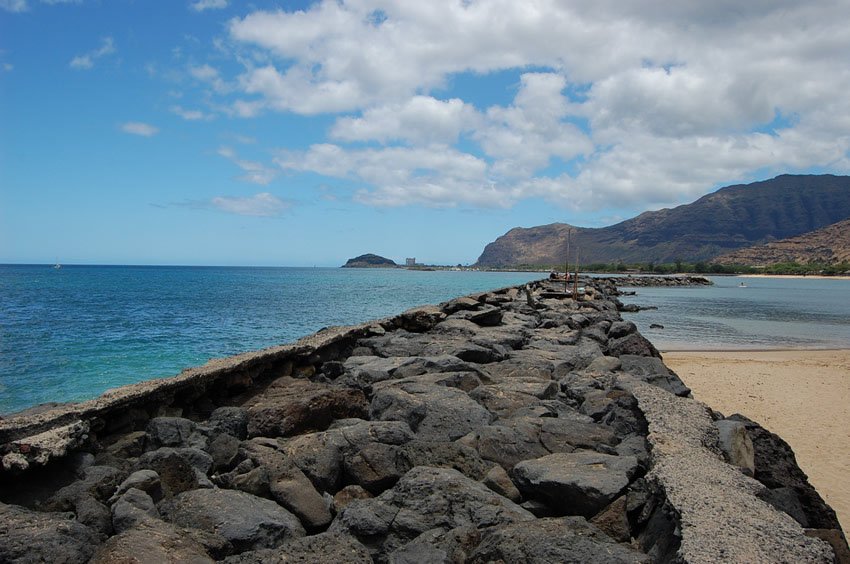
[618,275,850,351]
[3,267,850,415]
[0,265,541,415]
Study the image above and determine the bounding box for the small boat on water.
[739,282,747,287]
[53,263,61,269]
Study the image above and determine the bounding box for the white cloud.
[189,63,231,94]
[170,105,213,121]
[190,0,227,12]
[2,63,12,72]
[211,0,850,211]
[121,122,159,137]
[217,146,276,185]
[69,37,115,70]
[331,96,480,145]
[212,192,289,216]
[0,0,27,11]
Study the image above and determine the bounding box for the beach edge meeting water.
[0,276,846,562]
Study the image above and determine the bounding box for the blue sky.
[2,1,850,266]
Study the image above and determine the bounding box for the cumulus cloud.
[331,96,480,145]
[121,122,159,137]
[218,146,276,185]
[190,0,227,12]
[212,192,289,216]
[212,0,850,211]
[170,105,213,121]
[69,37,115,70]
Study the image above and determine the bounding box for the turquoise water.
[4,267,849,415]
[618,275,850,351]
[0,265,542,415]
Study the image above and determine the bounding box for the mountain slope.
[476,174,850,266]
[712,218,850,266]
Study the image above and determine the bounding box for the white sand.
[664,349,850,535]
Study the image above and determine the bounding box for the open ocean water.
[0,265,541,415]
[3,266,850,415]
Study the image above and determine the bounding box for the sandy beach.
[663,349,850,535]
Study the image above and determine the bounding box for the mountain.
[712,218,850,266]
[342,253,398,268]
[476,174,850,267]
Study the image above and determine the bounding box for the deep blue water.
[618,275,850,351]
[0,265,542,415]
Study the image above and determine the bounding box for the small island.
[341,253,398,268]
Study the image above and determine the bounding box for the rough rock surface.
[1,276,845,563]
[0,502,100,564]
[331,466,534,560]
[159,488,305,551]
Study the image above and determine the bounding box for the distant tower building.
[406,258,416,266]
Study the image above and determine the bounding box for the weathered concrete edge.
[0,283,526,447]
[621,375,834,563]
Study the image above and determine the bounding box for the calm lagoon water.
[0,265,541,414]
[618,275,850,351]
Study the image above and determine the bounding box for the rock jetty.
[1,278,846,563]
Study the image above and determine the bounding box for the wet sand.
[663,349,850,535]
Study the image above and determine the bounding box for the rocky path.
[0,279,845,563]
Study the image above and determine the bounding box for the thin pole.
[573,249,580,299]
[565,229,571,293]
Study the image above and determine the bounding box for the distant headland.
[341,253,398,268]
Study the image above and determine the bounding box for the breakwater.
[0,278,846,563]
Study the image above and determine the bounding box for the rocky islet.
[0,277,846,563]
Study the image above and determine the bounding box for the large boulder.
[330,466,534,560]
[239,439,332,529]
[370,382,493,441]
[512,452,639,517]
[0,502,100,564]
[90,518,215,564]
[469,379,560,418]
[159,489,305,552]
[146,417,206,450]
[468,516,650,563]
[243,377,369,438]
[280,420,415,492]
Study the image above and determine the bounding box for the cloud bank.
[182,1,850,210]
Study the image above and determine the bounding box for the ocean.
[3,266,850,415]
[0,265,542,415]
[620,275,850,351]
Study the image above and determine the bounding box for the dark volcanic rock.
[223,532,373,563]
[159,488,305,551]
[370,382,493,441]
[330,466,533,561]
[512,451,639,517]
[0,502,100,564]
[244,377,369,438]
[729,414,845,532]
[619,355,691,396]
[468,516,649,563]
[280,420,415,492]
[111,487,158,533]
[90,518,215,564]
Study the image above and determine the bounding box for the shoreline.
[665,349,850,536]
[740,273,850,280]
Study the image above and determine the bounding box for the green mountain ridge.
[475,174,850,267]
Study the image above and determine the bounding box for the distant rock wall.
[0,278,845,563]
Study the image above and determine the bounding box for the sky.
[2,1,850,267]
